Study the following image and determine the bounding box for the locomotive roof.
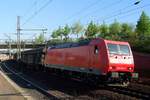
[49,38,93,49]
[48,38,129,49]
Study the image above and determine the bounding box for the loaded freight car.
[20,48,44,66]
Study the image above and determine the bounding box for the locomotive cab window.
[94,46,99,55]
[107,43,130,55]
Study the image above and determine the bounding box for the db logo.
[118,59,124,64]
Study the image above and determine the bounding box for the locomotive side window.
[94,46,99,55]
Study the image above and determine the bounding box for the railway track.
[106,85,150,99]
[0,62,73,100]
[137,78,150,86]
[1,61,150,100]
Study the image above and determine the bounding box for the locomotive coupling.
[132,73,139,79]
[111,72,119,78]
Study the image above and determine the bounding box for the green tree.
[132,11,150,53]
[51,30,58,38]
[120,23,134,40]
[63,24,71,40]
[35,34,45,44]
[85,21,99,38]
[136,11,150,39]
[109,20,121,34]
[109,20,122,40]
[98,21,109,38]
[57,26,64,40]
[71,21,83,38]
[51,26,64,40]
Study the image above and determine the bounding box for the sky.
[0,0,150,40]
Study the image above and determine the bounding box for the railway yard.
[0,0,150,100]
[0,43,150,100]
[0,40,150,100]
[0,53,150,100]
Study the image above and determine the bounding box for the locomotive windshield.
[107,43,130,55]
[119,45,130,55]
[107,44,119,54]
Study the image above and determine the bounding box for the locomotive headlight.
[109,66,112,70]
[128,67,133,70]
[109,66,116,70]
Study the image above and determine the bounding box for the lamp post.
[4,33,12,59]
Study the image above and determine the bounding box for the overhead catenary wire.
[63,0,146,26]
[64,0,103,23]
[92,1,142,22]
[105,8,142,23]
[22,0,53,26]
[88,0,142,19]
[102,3,150,22]
[78,0,123,21]
[58,0,123,27]
[69,0,147,24]
[22,0,38,18]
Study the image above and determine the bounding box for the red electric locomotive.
[44,38,138,85]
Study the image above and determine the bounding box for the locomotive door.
[90,45,101,69]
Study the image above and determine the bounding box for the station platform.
[0,72,25,100]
